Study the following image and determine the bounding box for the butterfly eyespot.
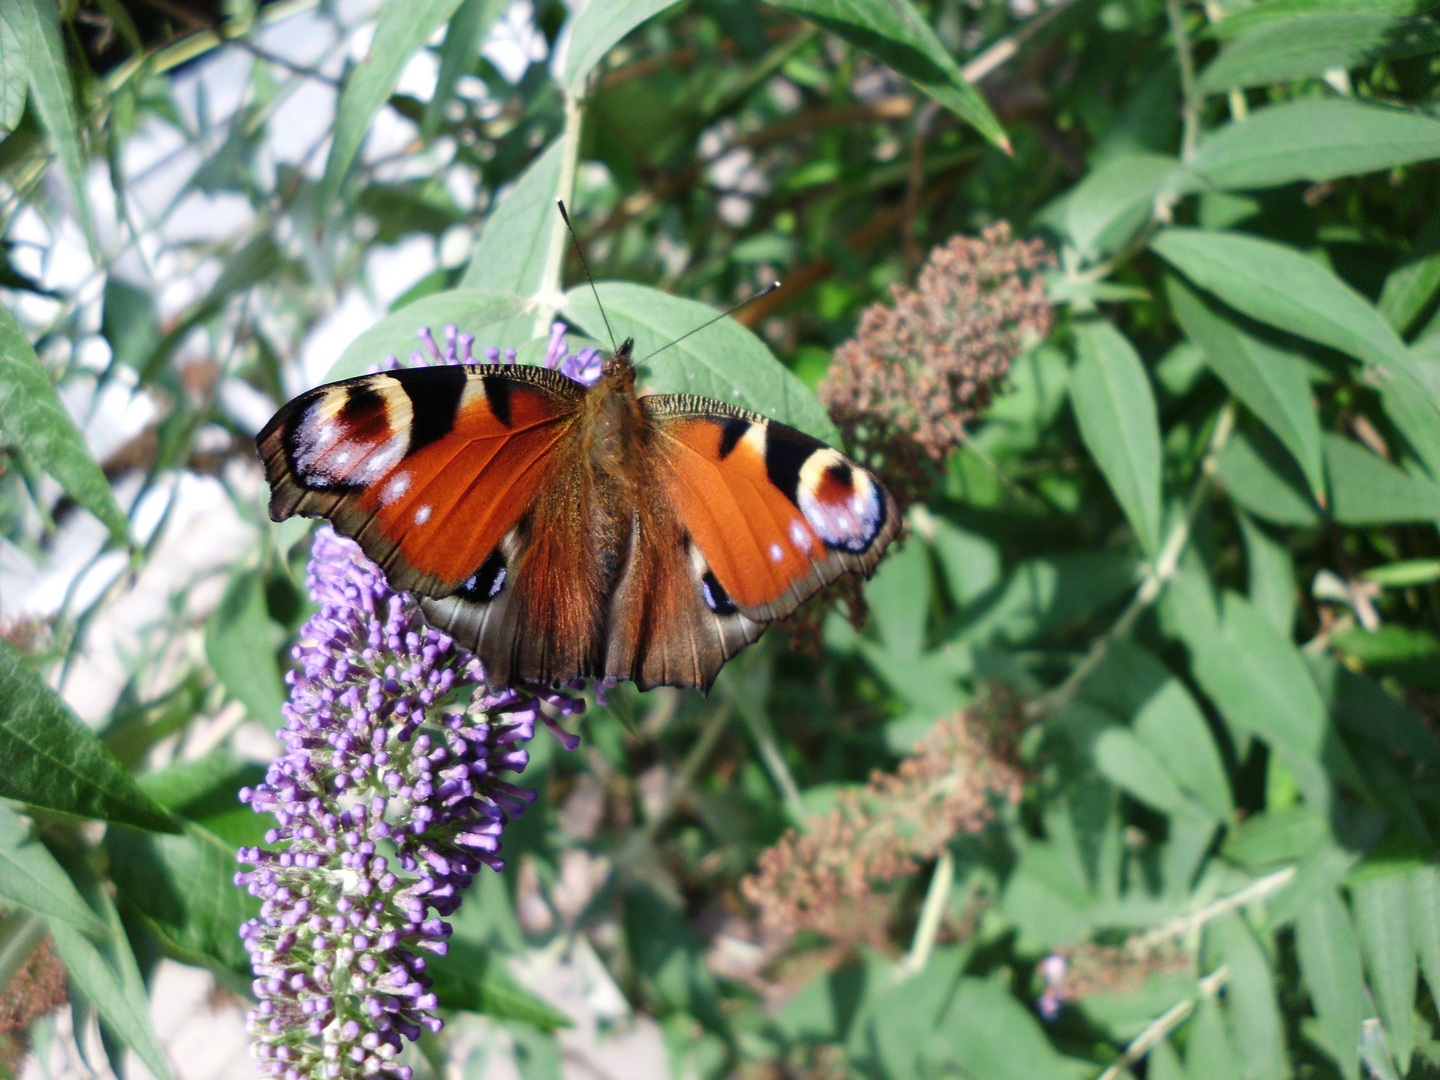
[458,551,507,603]
[700,571,738,615]
[797,450,884,553]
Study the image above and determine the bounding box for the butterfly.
[256,337,899,692]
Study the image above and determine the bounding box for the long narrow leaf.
[0,803,104,934]
[0,640,176,833]
[0,288,128,548]
[1069,319,1163,555]
[564,0,683,94]
[316,0,466,214]
[769,0,1009,150]
[8,0,94,246]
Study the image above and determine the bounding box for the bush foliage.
[2,0,1440,1078]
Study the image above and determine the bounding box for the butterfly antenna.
[639,281,782,364]
[556,200,617,353]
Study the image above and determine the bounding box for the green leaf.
[1210,0,1430,39]
[927,976,1089,1080]
[1410,865,1440,1004]
[1212,914,1288,1080]
[1061,152,1181,261]
[205,570,286,730]
[1222,806,1328,868]
[105,821,257,974]
[422,0,508,137]
[457,140,562,346]
[101,277,161,374]
[1093,725,1188,814]
[1069,319,1163,555]
[316,0,467,214]
[1296,888,1366,1080]
[1217,428,1323,526]
[1362,558,1440,587]
[1188,994,1240,1080]
[0,304,130,544]
[560,281,839,443]
[1186,593,1329,808]
[0,803,104,934]
[1351,873,1416,1071]
[1169,277,1324,499]
[1379,220,1440,336]
[427,940,570,1029]
[1381,376,1440,479]
[1191,99,1440,191]
[564,0,683,93]
[48,886,175,1080]
[1152,228,1423,391]
[8,0,94,246]
[329,287,533,381]
[1238,513,1297,635]
[1196,14,1440,93]
[768,0,1009,151]
[0,8,26,134]
[1134,679,1234,821]
[1324,432,1440,524]
[0,641,177,832]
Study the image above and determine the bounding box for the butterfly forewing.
[257,364,586,596]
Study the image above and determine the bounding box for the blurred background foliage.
[2,0,1440,1078]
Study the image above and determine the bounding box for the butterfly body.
[258,340,898,691]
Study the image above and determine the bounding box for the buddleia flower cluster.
[234,324,598,1080]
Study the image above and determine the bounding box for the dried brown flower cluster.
[820,223,1053,506]
[0,937,68,1073]
[742,703,1025,942]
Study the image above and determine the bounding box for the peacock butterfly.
[257,326,899,693]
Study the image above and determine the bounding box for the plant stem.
[1130,865,1296,952]
[533,91,586,338]
[1097,965,1230,1080]
[900,849,954,976]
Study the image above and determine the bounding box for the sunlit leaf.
[0,641,176,833]
[1324,433,1440,524]
[1169,276,1324,500]
[560,281,839,442]
[1069,319,1162,555]
[1152,228,1426,393]
[316,0,467,213]
[48,883,175,1080]
[0,802,103,934]
[1352,872,1416,1072]
[0,303,129,545]
[1197,13,1440,92]
[564,0,683,93]
[0,8,26,134]
[423,0,508,137]
[1213,914,1288,1080]
[1296,888,1366,1080]
[8,0,94,246]
[769,0,1009,150]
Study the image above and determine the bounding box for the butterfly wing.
[602,395,898,691]
[256,364,586,598]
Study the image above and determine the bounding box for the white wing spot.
[789,519,811,551]
[769,542,783,563]
[414,505,432,525]
[381,472,411,506]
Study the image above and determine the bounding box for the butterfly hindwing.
[257,364,586,597]
[619,395,898,687]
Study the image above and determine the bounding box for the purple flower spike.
[238,320,593,1080]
